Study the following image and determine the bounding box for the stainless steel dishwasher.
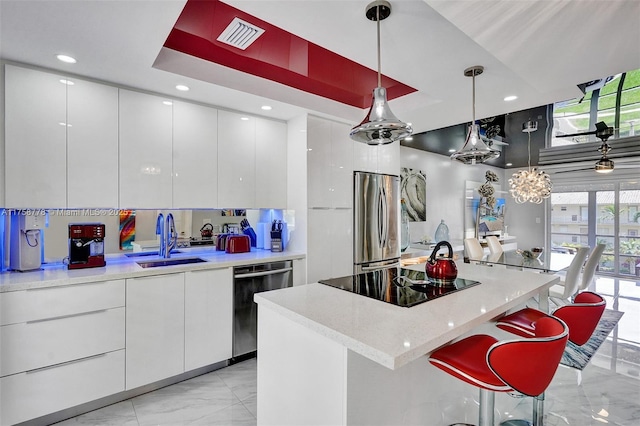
[233,260,293,358]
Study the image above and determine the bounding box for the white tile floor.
[54,359,257,426]
[54,276,640,426]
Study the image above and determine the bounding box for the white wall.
[400,146,506,242]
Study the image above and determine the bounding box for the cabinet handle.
[25,353,107,374]
[26,309,108,324]
[234,267,293,279]
[26,281,112,291]
[309,207,331,210]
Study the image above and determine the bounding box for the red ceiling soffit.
[163,0,417,109]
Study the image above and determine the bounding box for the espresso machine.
[9,211,44,272]
[68,223,106,269]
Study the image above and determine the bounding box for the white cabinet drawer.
[1,307,125,377]
[0,279,125,326]
[0,349,125,425]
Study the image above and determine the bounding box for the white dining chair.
[464,238,484,262]
[578,243,606,292]
[485,235,503,256]
[548,246,590,305]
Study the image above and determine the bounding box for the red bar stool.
[428,315,568,426]
[496,291,606,425]
[497,291,606,345]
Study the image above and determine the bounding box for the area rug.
[560,309,624,370]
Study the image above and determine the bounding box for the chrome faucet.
[156,213,166,257]
[156,212,177,258]
[165,213,177,257]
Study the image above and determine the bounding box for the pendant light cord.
[527,130,532,170]
[376,6,381,88]
[471,73,476,124]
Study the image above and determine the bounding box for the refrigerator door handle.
[360,262,400,272]
[380,184,388,248]
[377,185,384,247]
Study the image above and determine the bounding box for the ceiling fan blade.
[553,168,594,174]
[615,164,640,169]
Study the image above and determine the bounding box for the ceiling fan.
[555,122,640,173]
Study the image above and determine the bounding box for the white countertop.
[0,247,305,292]
[254,261,558,370]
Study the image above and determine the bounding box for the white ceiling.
[2,0,639,135]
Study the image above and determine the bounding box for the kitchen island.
[254,261,558,425]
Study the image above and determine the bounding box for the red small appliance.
[68,223,106,269]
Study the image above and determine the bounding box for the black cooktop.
[318,268,481,308]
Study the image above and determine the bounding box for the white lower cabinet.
[125,273,185,390]
[0,280,126,425]
[184,268,233,371]
[1,307,125,377]
[1,350,125,426]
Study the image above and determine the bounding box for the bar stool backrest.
[553,291,606,346]
[464,238,484,260]
[485,236,503,255]
[578,244,606,292]
[488,316,568,397]
[558,247,590,300]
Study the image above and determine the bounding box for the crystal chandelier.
[508,120,552,204]
[350,0,412,145]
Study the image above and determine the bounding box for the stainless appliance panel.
[232,261,293,358]
[354,171,400,269]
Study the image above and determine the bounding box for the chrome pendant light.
[508,120,553,204]
[350,0,412,145]
[450,66,500,164]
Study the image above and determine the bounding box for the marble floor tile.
[131,372,241,426]
[188,402,256,426]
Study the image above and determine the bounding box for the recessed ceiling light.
[59,79,74,85]
[240,117,250,121]
[162,101,173,106]
[504,95,518,101]
[175,84,189,91]
[56,54,76,64]
[448,148,456,153]
[404,137,413,141]
[506,162,513,166]
[261,105,272,111]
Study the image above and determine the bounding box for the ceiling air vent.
[217,17,265,50]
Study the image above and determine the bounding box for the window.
[552,67,640,145]
[572,215,578,222]
[629,230,638,237]
[561,206,567,211]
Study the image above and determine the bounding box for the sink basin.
[126,250,181,258]
[136,257,206,268]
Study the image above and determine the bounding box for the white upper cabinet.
[307,116,353,208]
[330,121,354,208]
[67,79,119,208]
[173,101,218,208]
[307,116,332,208]
[118,89,173,209]
[5,65,67,208]
[217,110,256,208]
[353,140,400,176]
[256,118,287,209]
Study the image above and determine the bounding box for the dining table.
[477,249,576,273]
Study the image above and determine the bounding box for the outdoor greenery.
[553,68,640,138]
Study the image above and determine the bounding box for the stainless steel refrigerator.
[354,171,400,274]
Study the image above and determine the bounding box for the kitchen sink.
[136,257,207,268]
[125,250,182,257]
